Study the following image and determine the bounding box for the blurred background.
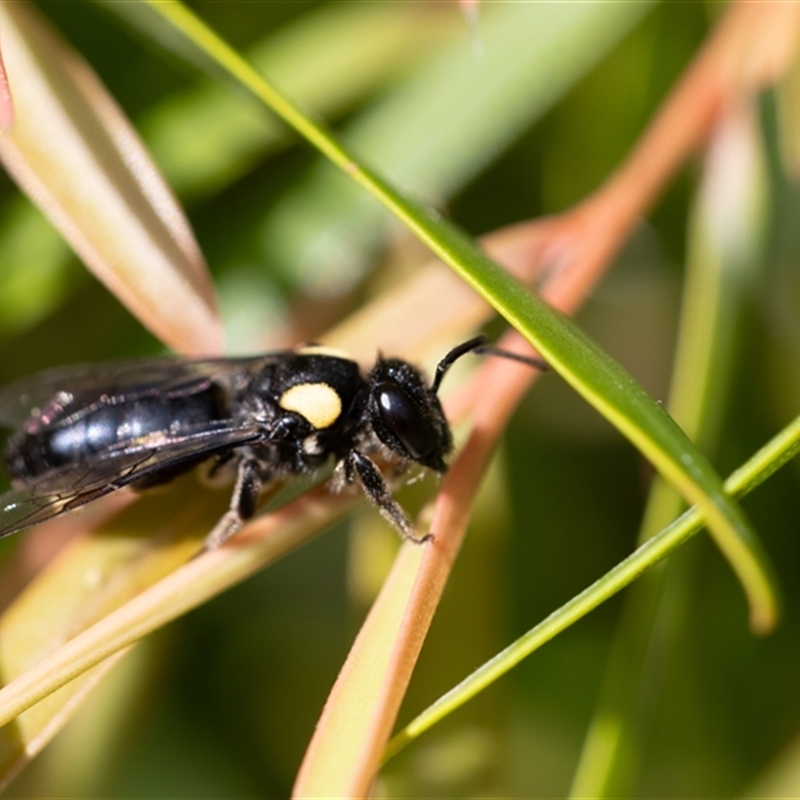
[1,1,800,797]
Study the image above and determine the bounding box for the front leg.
[346,451,431,544]
[203,456,264,551]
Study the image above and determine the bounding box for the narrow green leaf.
[145,0,779,631]
[570,103,770,798]
[385,413,800,759]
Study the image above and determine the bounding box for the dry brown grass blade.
[292,228,595,799]
[293,4,800,795]
[0,214,546,782]
[0,480,226,785]
[503,0,800,309]
[0,3,221,355]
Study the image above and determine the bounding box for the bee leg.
[203,457,264,551]
[346,451,432,544]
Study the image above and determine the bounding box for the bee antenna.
[432,335,548,394]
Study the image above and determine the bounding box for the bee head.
[367,357,452,472]
[366,336,547,473]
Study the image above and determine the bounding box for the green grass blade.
[570,105,769,797]
[385,413,800,760]
[144,0,778,631]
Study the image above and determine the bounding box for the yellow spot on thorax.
[279,383,342,429]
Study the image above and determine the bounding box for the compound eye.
[376,383,438,461]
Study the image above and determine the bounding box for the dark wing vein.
[0,424,263,539]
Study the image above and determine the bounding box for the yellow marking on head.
[279,382,342,429]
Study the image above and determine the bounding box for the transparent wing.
[0,423,263,539]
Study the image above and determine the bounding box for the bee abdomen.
[5,384,226,483]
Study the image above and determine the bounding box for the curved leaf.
[387,412,800,758]
[147,0,778,631]
[0,3,221,355]
[570,101,770,797]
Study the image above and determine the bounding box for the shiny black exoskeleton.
[0,337,545,548]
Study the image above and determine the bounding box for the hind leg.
[203,457,264,550]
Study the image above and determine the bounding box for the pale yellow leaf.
[0,4,221,354]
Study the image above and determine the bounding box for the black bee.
[0,337,544,549]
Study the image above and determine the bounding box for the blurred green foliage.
[2,2,800,797]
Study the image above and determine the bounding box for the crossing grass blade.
[145,0,779,633]
[385,412,800,759]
